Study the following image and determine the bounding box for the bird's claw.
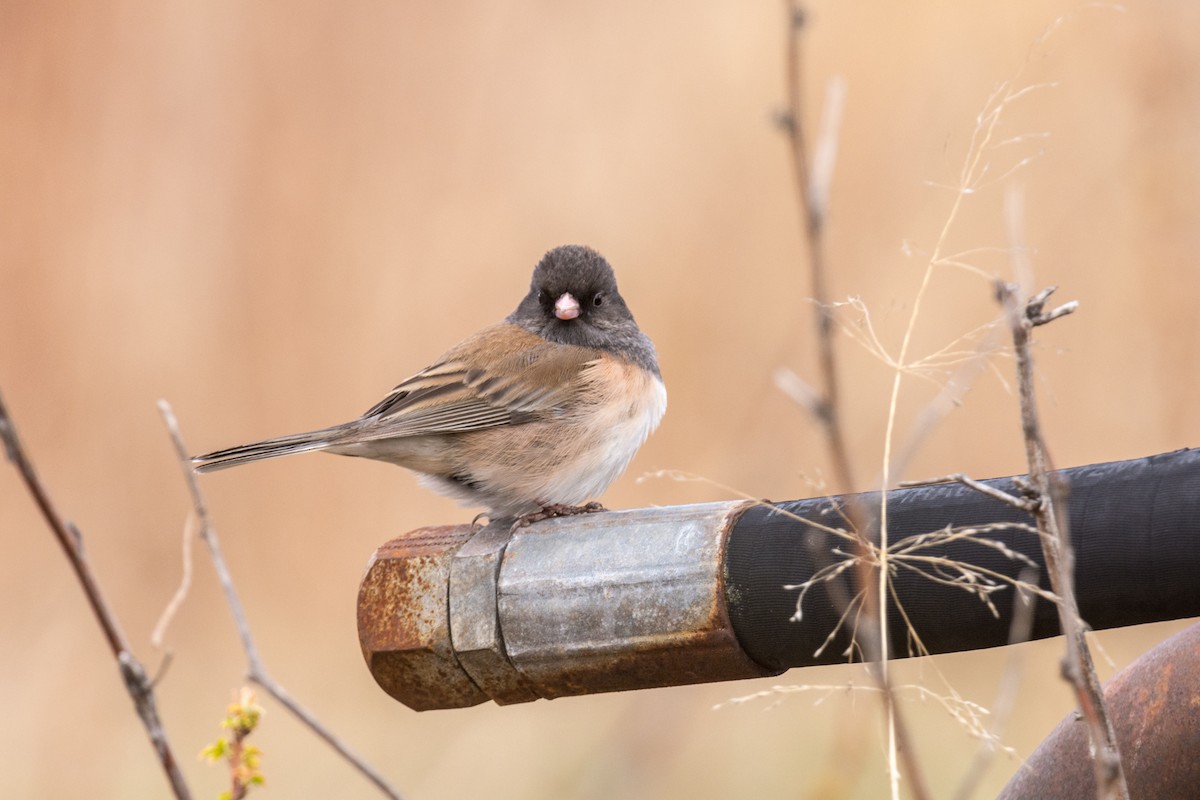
[510,501,607,531]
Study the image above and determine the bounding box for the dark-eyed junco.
[193,245,666,521]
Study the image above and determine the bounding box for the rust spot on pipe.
[357,525,486,711]
[358,503,775,710]
[999,621,1200,799]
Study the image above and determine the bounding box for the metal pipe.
[357,449,1200,711]
[357,502,774,711]
[997,621,1200,799]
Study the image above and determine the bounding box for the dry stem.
[998,184,1126,799]
[778,4,927,797]
[156,400,405,800]
[0,389,192,799]
[780,1,854,495]
[994,284,1127,799]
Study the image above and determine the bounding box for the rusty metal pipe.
[358,449,1200,710]
[358,502,775,711]
[997,621,1200,799]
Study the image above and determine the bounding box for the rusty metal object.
[998,621,1200,799]
[357,501,780,710]
[498,501,777,698]
[356,525,486,711]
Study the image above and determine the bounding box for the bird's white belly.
[407,357,666,515]
[535,367,667,505]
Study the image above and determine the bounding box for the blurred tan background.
[2,2,1198,798]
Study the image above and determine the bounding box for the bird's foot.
[510,501,607,530]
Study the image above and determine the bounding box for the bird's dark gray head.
[508,245,660,375]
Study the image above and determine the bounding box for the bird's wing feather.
[352,324,597,440]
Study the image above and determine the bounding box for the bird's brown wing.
[353,323,597,440]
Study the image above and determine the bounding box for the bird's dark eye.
[538,290,548,304]
[592,293,604,307]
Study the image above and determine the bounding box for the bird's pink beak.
[554,292,581,320]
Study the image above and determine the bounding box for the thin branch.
[0,389,192,799]
[772,366,824,420]
[899,473,1038,513]
[152,511,197,649]
[780,2,855,494]
[864,47,1048,800]
[996,285,1126,799]
[778,6,928,799]
[157,400,405,800]
[998,186,1128,800]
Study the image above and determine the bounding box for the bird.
[192,244,666,523]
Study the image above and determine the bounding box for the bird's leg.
[510,501,607,530]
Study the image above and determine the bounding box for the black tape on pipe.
[724,449,1200,671]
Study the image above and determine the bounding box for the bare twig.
[777,6,928,799]
[157,400,405,800]
[773,366,824,420]
[152,511,197,649]
[995,285,1126,799]
[778,0,868,627]
[0,389,192,799]
[998,188,1127,800]
[779,2,854,494]
[899,473,1038,513]
[777,0,867,643]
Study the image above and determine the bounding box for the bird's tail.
[191,427,343,473]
